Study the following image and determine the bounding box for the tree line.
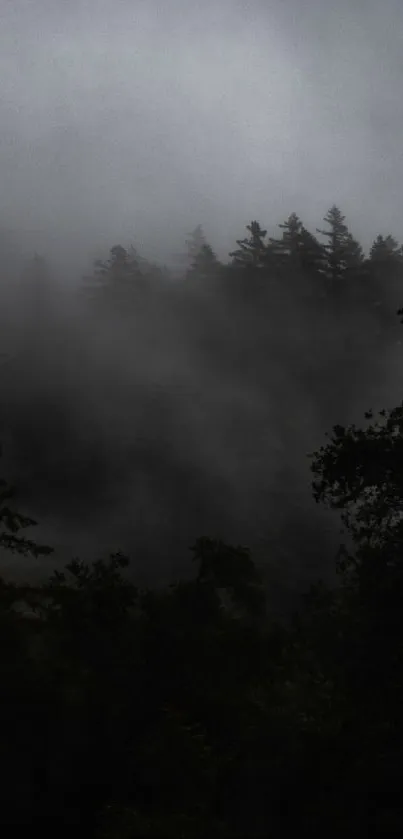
[74,206,403,350]
[2,202,403,833]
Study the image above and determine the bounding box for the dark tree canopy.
[369,234,402,264]
[82,244,146,312]
[3,195,403,836]
[229,220,268,269]
[317,205,364,288]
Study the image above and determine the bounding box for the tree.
[82,244,145,312]
[268,213,326,290]
[171,225,208,277]
[307,383,403,834]
[366,235,403,329]
[311,404,403,594]
[187,243,221,284]
[317,205,364,289]
[298,226,328,277]
[126,245,169,285]
[269,212,304,261]
[97,244,141,287]
[310,399,403,728]
[369,234,403,265]
[0,450,53,559]
[229,221,268,269]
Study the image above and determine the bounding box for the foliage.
[4,199,403,835]
[269,212,325,273]
[370,234,402,263]
[310,404,403,577]
[0,458,53,558]
[0,392,403,838]
[229,220,268,269]
[317,204,364,288]
[187,242,221,281]
[82,244,146,313]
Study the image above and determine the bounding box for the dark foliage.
[1,202,403,834]
[1,391,403,836]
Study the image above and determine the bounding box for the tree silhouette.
[317,205,364,291]
[269,212,304,259]
[366,234,403,332]
[369,234,403,264]
[186,242,222,286]
[3,195,403,836]
[229,220,268,269]
[268,212,327,293]
[82,244,145,313]
[0,451,53,559]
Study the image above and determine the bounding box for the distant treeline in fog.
[0,203,402,600]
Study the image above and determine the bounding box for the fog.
[0,1,402,606]
[2,1,403,265]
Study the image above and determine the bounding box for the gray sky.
[1,0,403,269]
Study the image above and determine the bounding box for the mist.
[2,1,403,264]
[0,0,403,608]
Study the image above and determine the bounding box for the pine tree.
[170,225,207,277]
[268,213,326,276]
[229,221,268,269]
[298,226,327,276]
[82,244,144,311]
[0,448,53,559]
[367,234,403,325]
[369,234,403,264]
[100,244,139,281]
[269,212,304,260]
[127,244,166,285]
[187,243,221,281]
[317,205,364,284]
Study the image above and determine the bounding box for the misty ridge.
[0,209,402,607]
[4,3,403,832]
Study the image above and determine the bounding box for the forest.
[1,204,403,834]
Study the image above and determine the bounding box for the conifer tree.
[269,213,326,277]
[367,234,403,323]
[317,205,364,284]
[369,234,403,264]
[188,242,221,281]
[82,244,144,310]
[269,212,303,260]
[298,226,327,276]
[0,449,53,558]
[229,220,268,269]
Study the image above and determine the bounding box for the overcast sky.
[1,0,403,269]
